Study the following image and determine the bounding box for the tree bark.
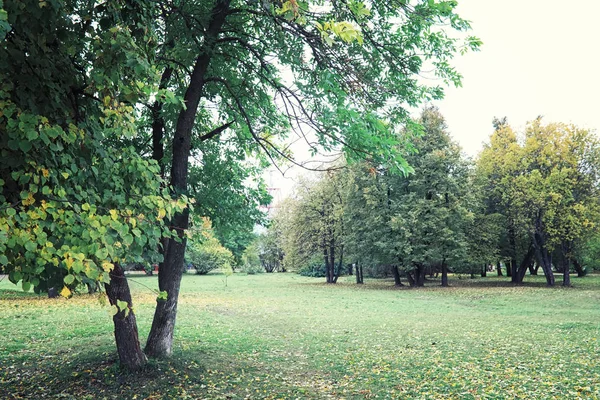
[406,269,416,287]
[145,0,232,358]
[441,259,448,287]
[481,263,487,278]
[496,260,503,276]
[506,259,514,277]
[391,265,403,286]
[532,231,555,286]
[105,264,147,370]
[528,263,537,275]
[573,259,585,277]
[561,242,571,287]
[513,245,535,284]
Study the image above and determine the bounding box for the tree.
[0,0,479,367]
[385,107,471,287]
[186,217,234,275]
[257,224,285,273]
[477,118,600,286]
[0,0,188,369]
[282,173,346,283]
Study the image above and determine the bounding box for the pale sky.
[266,0,600,198]
[436,0,600,156]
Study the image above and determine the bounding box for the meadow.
[1,273,599,399]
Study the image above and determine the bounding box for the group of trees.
[0,0,478,369]
[270,108,600,287]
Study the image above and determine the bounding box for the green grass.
[1,272,600,399]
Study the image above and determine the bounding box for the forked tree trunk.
[533,232,555,286]
[105,264,147,370]
[513,246,535,284]
[145,0,232,358]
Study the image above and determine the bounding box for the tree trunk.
[415,264,426,287]
[561,242,571,287]
[406,269,416,287]
[496,260,503,276]
[355,263,363,284]
[481,263,487,277]
[392,265,403,286]
[145,0,232,358]
[105,264,147,370]
[532,232,555,286]
[506,259,514,277]
[573,259,585,277]
[441,259,448,287]
[513,245,534,284]
[145,224,187,358]
[528,263,537,275]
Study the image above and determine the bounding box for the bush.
[298,260,327,277]
[240,242,263,274]
[187,238,234,275]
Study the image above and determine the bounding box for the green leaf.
[0,254,7,265]
[22,281,31,292]
[18,140,32,153]
[64,274,75,285]
[157,290,168,301]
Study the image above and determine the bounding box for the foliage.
[0,0,187,297]
[2,273,600,398]
[239,240,263,274]
[186,218,234,275]
[477,118,600,285]
[297,256,327,278]
[256,222,285,273]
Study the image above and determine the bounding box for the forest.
[254,108,600,288]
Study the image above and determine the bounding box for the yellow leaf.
[109,209,118,221]
[157,208,166,221]
[102,261,114,273]
[60,286,72,298]
[130,217,136,228]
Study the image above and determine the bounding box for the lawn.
[1,272,599,399]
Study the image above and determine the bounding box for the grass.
[1,272,600,399]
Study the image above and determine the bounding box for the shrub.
[187,238,234,275]
[298,259,327,277]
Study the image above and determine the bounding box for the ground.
[1,272,599,399]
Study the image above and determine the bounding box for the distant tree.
[260,231,285,273]
[385,107,472,287]
[186,218,235,275]
[477,119,600,286]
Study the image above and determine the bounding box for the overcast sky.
[436,0,600,156]
[266,0,600,198]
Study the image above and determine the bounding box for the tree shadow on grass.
[0,350,211,400]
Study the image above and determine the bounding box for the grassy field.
[1,272,599,399]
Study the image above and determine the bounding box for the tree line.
[268,108,600,287]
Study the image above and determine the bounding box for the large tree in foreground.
[0,0,479,368]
